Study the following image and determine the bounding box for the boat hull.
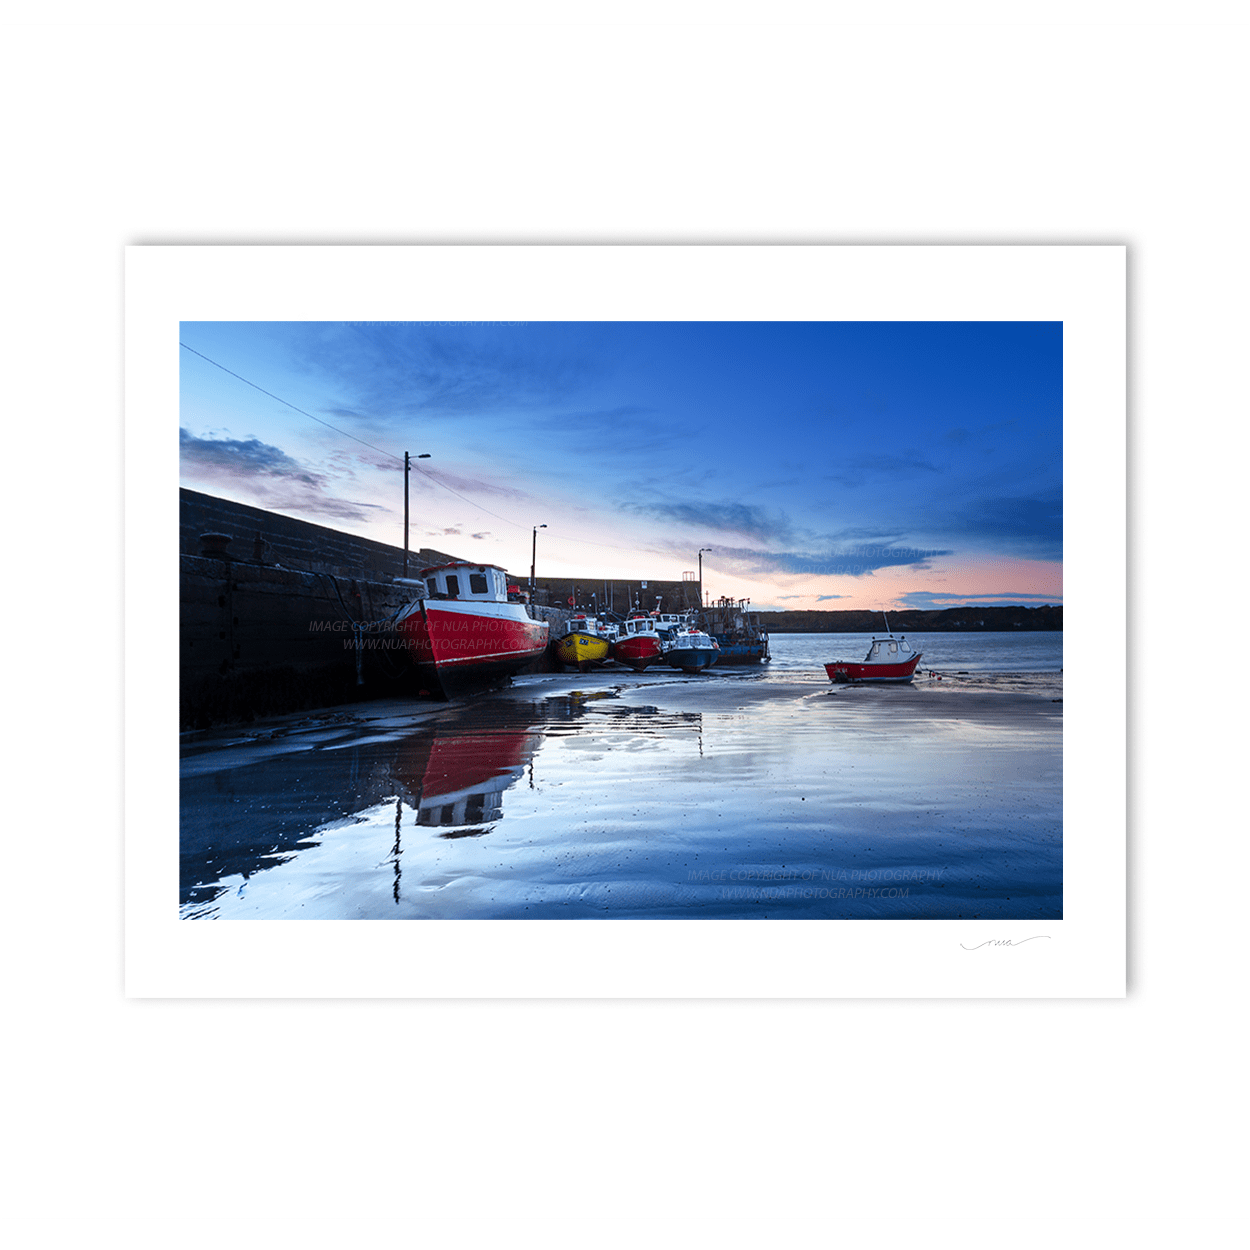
[824,653,923,684]
[554,631,611,672]
[664,646,719,673]
[709,638,769,663]
[396,600,550,698]
[612,635,663,671]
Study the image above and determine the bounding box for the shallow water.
[181,633,1062,920]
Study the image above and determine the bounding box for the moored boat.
[697,596,770,664]
[659,622,720,673]
[612,614,665,671]
[554,613,613,672]
[824,615,922,684]
[394,562,550,698]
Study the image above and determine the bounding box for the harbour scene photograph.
[178,318,1062,922]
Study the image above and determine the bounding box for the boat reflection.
[394,726,539,838]
[180,689,706,916]
[180,712,544,911]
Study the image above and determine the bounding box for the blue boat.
[658,620,720,673]
[696,597,771,664]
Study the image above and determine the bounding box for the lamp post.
[403,451,431,577]
[530,524,547,596]
[698,547,711,609]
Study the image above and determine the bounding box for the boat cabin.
[865,636,913,661]
[419,562,510,602]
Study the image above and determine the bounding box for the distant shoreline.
[755,604,1061,633]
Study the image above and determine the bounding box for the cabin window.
[425,578,437,597]
[445,574,460,597]
[469,573,489,595]
[889,642,897,654]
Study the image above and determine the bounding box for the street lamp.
[698,547,712,609]
[530,524,547,596]
[403,451,432,577]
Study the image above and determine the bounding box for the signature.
[960,936,1051,950]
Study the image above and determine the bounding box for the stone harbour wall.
[181,487,462,580]
[180,553,424,728]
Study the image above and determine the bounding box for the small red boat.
[824,615,922,684]
[612,614,665,671]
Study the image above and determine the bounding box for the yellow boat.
[554,614,613,672]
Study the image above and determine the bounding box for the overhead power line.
[180,341,404,465]
[178,340,680,559]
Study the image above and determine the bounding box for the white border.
[126,245,1124,997]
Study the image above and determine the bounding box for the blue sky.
[179,320,1062,611]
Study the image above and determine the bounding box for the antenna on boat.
[882,610,891,635]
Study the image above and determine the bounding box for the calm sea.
[765,630,1063,676]
[180,631,1063,921]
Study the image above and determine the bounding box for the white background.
[5,3,1243,1247]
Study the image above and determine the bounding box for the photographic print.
[127,246,1123,996]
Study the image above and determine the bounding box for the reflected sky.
[182,639,1061,920]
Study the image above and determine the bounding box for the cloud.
[180,428,319,484]
[706,543,953,578]
[817,524,911,545]
[179,428,381,522]
[293,322,600,422]
[940,492,1062,561]
[823,452,941,488]
[625,500,795,545]
[471,532,490,540]
[894,590,1061,610]
[416,467,529,501]
[325,445,402,474]
[773,593,847,601]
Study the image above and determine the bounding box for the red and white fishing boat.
[824,615,923,684]
[394,562,549,698]
[612,613,666,671]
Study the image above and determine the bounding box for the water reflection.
[396,726,538,837]
[180,688,703,915]
[179,671,1060,922]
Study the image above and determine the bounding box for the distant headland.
[756,604,1061,633]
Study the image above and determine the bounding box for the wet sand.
[180,658,1061,921]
